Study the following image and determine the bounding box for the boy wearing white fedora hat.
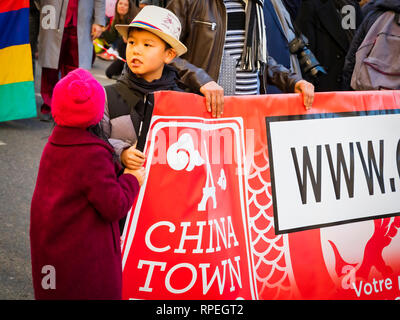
[115,4,188,81]
[100,6,192,232]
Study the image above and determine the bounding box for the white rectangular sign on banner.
[267,110,400,234]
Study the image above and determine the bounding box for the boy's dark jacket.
[30,125,139,299]
[101,64,183,158]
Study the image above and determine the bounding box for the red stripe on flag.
[0,0,29,14]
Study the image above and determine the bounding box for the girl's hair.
[113,0,136,26]
[87,124,119,162]
[48,123,118,162]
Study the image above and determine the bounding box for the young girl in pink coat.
[30,68,145,299]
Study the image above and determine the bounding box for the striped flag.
[0,0,36,122]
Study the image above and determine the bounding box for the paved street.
[0,58,115,299]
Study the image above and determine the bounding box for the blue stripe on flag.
[0,8,29,50]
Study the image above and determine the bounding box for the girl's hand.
[124,167,146,186]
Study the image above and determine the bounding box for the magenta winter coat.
[30,125,139,300]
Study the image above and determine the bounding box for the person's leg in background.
[40,68,59,115]
[39,25,79,117]
[59,25,79,77]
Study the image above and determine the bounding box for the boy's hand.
[294,80,315,110]
[200,81,224,118]
[121,146,146,170]
[124,167,146,186]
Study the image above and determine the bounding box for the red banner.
[121,90,400,300]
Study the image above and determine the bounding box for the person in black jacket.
[296,0,363,91]
[282,0,302,20]
[342,0,400,90]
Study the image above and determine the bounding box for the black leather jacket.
[167,0,302,93]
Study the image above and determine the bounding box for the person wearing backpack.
[295,0,363,92]
[342,0,400,90]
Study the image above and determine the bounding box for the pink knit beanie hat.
[51,68,105,128]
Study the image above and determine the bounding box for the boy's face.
[126,29,177,82]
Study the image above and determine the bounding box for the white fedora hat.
[115,5,187,56]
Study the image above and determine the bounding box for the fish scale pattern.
[246,144,295,299]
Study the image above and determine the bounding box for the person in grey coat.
[37,0,106,118]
